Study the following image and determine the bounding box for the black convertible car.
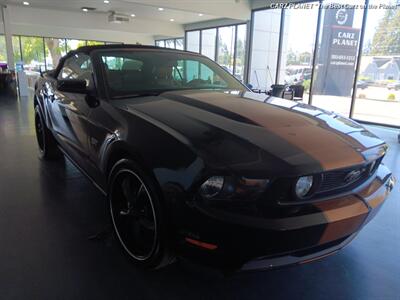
[34,45,395,271]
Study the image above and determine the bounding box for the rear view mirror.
[57,79,87,94]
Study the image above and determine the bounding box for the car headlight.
[199,176,269,200]
[295,176,314,198]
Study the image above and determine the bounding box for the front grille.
[317,157,381,195]
[273,157,383,204]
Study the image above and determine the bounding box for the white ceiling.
[3,0,251,24]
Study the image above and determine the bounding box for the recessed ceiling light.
[158,7,164,11]
[198,13,203,17]
[104,0,110,3]
[81,6,95,12]
[169,18,175,22]
[23,1,29,5]
[130,14,135,17]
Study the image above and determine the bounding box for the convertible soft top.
[75,44,192,54]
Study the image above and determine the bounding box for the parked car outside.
[387,81,400,90]
[356,80,368,89]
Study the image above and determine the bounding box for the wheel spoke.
[138,217,155,231]
[121,176,134,201]
[111,170,157,260]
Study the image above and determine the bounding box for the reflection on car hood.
[114,90,385,175]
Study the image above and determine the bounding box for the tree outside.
[0,36,6,61]
[44,38,66,69]
[370,7,400,55]
[20,36,45,69]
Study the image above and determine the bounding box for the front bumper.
[175,164,395,271]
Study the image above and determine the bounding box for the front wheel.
[108,159,174,269]
[34,105,62,160]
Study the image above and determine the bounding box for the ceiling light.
[169,18,175,22]
[158,7,164,11]
[130,14,135,17]
[104,0,110,3]
[81,6,95,12]
[198,13,203,16]
[23,1,29,5]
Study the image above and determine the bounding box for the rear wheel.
[34,105,62,160]
[108,159,174,269]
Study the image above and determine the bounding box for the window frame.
[11,34,120,71]
[184,22,248,80]
[246,0,394,128]
[154,37,184,50]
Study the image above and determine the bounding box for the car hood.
[113,90,386,176]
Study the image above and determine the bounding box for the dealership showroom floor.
[1,0,400,299]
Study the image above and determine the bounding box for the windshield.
[98,50,246,98]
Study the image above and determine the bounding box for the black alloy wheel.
[35,107,45,152]
[109,159,173,269]
[34,105,62,160]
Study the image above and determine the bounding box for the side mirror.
[43,70,56,78]
[57,79,87,94]
[246,83,253,89]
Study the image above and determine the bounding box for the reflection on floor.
[0,94,399,299]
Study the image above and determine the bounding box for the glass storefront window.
[156,38,184,50]
[86,40,105,46]
[311,0,364,117]
[156,40,165,47]
[66,39,86,52]
[278,3,319,101]
[217,26,236,74]
[185,24,246,79]
[353,0,400,126]
[165,39,175,49]
[234,24,247,82]
[176,38,184,50]
[0,35,7,63]
[44,38,66,70]
[2,35,116,72]
[249,9,282,91]
[20,36,46,73]
[12,36,22,63]
[201,28,217,60]
[186,31,200,53]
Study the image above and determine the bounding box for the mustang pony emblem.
[344,169,362,183]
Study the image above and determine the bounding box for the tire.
[108,159,174,269]
[34,105,62,160]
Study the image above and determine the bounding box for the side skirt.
[58,146,107,196]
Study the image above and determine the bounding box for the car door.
[51,53,95,167]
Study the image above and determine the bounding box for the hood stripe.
[182,92,365,171]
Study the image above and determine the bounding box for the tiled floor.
[0,93,399,300]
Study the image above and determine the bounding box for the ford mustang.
[34,45,395,271]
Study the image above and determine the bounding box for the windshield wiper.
[112,91,162,99]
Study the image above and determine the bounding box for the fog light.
[295,176,313,198]
[199,176,224,198]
